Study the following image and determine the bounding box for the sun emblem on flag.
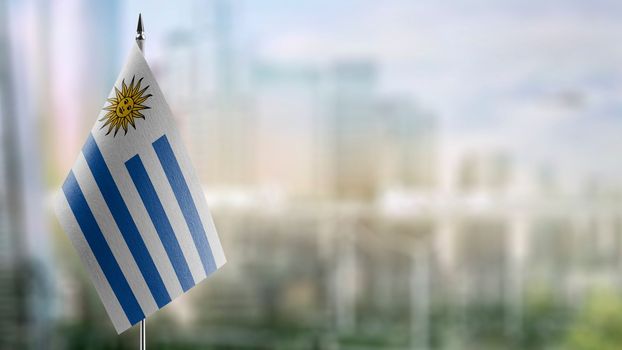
[100,75,152,136]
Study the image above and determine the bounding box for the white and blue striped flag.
[55,42,226,333]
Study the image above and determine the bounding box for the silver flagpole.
[139,319,146,350]
[136,15,146,350]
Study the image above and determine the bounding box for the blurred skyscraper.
[327,61,438,199]
[328,61,382,199]
[0,1,54,348]
[251,62,324,197]
[164,0,255,187]
[378,98,438,190]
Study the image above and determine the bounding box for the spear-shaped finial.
[136,13,145,52]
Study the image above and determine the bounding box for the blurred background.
[2,0,622,349]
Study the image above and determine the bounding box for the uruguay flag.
[55,42,226,333]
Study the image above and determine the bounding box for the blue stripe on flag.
[125,154,195,292]
[83,134,171,308]
[62,171,145,324]
[152,135,217,275]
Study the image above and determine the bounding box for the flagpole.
[139,319,146,350]
[136,14,146,350]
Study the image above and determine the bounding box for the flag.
[54,42,226,333]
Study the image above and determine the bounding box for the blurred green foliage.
[564,289,622,350]
[519,285,569,350]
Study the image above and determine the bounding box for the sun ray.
[137,86,150,97]
[100,75,151,137]
[132,105,149,111]
[132,78,142,96]
[134,95,151,104]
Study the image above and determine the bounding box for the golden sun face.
[100,76,152,136]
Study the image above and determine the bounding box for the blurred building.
[251,62,324,197]
[0,1,55,349]
[378,98,438,190]
[326,61,439,200]
[164,0,255,187]
[457,151,513,193]
[327,61,382,200]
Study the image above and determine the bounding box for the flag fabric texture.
[55,42,226,333]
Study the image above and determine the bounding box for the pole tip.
[136,13,145,40]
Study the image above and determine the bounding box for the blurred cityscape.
[3,0,622,349]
